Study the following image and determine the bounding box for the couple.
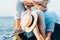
[13,0,57,40]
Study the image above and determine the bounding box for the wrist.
[16,26,21,30]
[46,32,52,38]
[14,19,21,30]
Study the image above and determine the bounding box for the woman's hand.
[22,0,34,3]
[22,0,33,7]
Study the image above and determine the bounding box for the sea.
[0,17,14,40]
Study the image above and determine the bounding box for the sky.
[47,0,60,17]
[0,0,60,17]
[0,0,16,17]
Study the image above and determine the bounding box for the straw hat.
[21,11,38,32]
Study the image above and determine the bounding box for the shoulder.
[45,11,58,21]
[45,11,57,17]
[44,11,57,18]
[18,0,22,2]
[46,11,56,14]
[17,0,23,3]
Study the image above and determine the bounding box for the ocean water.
[0,17,14,40]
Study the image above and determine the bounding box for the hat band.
[29,15,34,27]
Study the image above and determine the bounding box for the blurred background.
[0,0,60,40]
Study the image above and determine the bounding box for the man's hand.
[45,32,52,40]
[45,37,51,40]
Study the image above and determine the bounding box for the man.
[14,0,57,40]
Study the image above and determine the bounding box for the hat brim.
[24,11,38,32]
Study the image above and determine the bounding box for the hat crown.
[21,13,32,27]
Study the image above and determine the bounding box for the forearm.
[14,19,21,30]
[10,19,23,37]
[32,1,45,11]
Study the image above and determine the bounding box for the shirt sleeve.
[14,0,25,20]
[45,11,58,32]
